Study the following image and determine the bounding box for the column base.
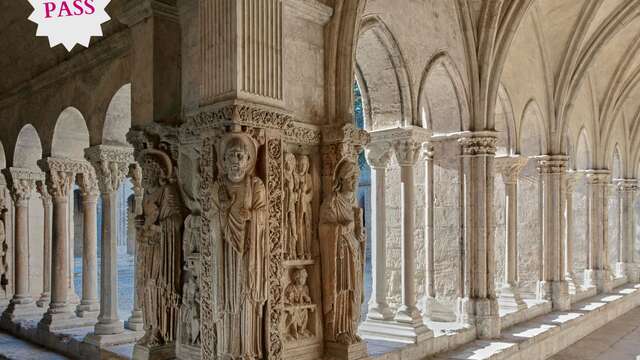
[626,263,640,282]
[365,301,394,321]
[537,280,571,311]
[358,318,432,344]
[458,297,500,339]
[85,329,143,348]
[393,304,422,323]
[565,272,579,294]
[325,341,367,360]
[76,301,100,319]
[126,310,144,331]
[39,309,96,331]
[585,269,613,293]
[69,292,80,305]
[94,319,125,335]
[498,284,527,312]
[422,296,457,322]
[36,293,50,308]
[1,299,43,323]
[132,343,175,360]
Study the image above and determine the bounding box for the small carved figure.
[319,159,365,345]
[284,268,313,340]
[211,131,268,359]
[295,155,313,259]
[181,270,201,346]
[283,152,299,259]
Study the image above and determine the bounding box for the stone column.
[39,158,86,331]
[614,179,638,280]
[0,168,44,323]
[85,145,133,343]
[363,144,393,320]
[494,156,528,311]
[584,170,613,293]
[537,156,571,311]
[76,170,100,319]
[36,183,52,308]
[564,171,579,291]
[458,133,500,339]
[68,187,79,305]
[392,130,432,343]
[0,176,10,307]
[126,164,144,331]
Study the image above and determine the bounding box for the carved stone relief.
[283,268,314,341]
[283,152,313,260]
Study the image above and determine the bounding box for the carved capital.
[77,169,100,198]
[614,179,638,193]
[495,155,529,184]
[365,143,392,169]
[41,158,93,199]
[585,170,611,185]
[458,132,498,156]
[7,167,44,203]
[393,140,422,166]
[85,145,134,194]
[36,182,52,205]
[536,155,569,175]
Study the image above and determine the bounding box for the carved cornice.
[118,0,178,26]
[585,170,611,185]
[85,145,134,194]
[181,103,321,145]
[536,155,569,175]
[6,167,44,203]
[365,143,393,169]
[495,155,529,184]
[458,132,498,156]
[284,0,334,25]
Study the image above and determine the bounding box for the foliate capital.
[495,155,529,184]
[85,145,134,194]
[393,139,423,166]
[536,155,569,175]
[365,143,393,169]
[458,132,497,156]
[41,158,90,199]
[7,167,44,203]
[614,179,638,193]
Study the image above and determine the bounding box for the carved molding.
[536,155,569,175]
[585,170,611,185]
[614,179,638,192]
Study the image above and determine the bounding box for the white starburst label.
[28,0,111,51]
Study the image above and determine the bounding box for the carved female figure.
[283,152,298,259]
[319,159,365,345]
[211,132,268,359]
[295,155,313,259]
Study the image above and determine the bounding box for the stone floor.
[549,306,640,360]
[0,330,70,360]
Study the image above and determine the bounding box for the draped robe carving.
[319,160,365,345]
[211,134,268,359]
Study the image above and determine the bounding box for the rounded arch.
[103,84,132,146]
[575,127,592,170]
[0,142,5,170]
[494,83,516,155]
[418,52,470,133]
[355,15,412,130]
[518,99,548,156]
[14,124,43,170]
[51,107,90,160]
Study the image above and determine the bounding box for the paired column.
[494,156,528,311]
[584,170,613,293]
[564,172,579,291]
[36,183,52,308]
[536,156,570,310]
[363,144,393,321]
[126,164,144,331]
[39,158,81,330]
[75,170,100,318]
[85,145,133,341]
[614,179,638,280]
[1,168,44,322]
[458,133,500,339]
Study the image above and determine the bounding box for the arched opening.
[13,124,43,171]
[51,107,90,160]
[517,101,546,298]
[103,84,132,146]
[573,128,591,286]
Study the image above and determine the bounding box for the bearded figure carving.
[137,148,186,347]
[319,159,365,345]
[211,131,268,359]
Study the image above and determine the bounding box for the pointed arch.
[575,127,592,171]
[418,52,470,133]
[103,84,132,146]
[51,107,90,160]
[356,15,413,129]
[518,99,547,156]
[13,124,43,171]
[494,83,516,155]
[611,143,623,179]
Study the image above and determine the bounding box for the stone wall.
[574,180,588,284]
[517,166,540,298]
